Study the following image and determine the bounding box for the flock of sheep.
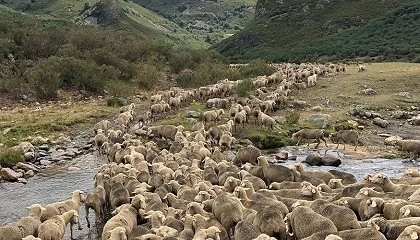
[2,62,420,240]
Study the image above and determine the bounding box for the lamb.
[292,128,328,148]
[258,112,276,130]
[0,204,45,240]
[257,156,294,184]
[40,190,84,230]
[203,109,225,125]
[395,140,420,160]
[284,206,338,239]
[329,130,359,151]
[38,210,79,240]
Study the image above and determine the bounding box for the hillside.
[0,0,207,49]
[132,0,257,44]
[214,0,420,62]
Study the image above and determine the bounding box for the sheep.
[252,207,287,239]
[219,132,234,151]
[293,82,307,94]
[292,128,328,148]
[395,140,420,160]
[93,119,111,135]
[85,184,106,228]
[396,225,420,240]
[355,187,385,198]
[309,199,361,231]
[0,204,45,240]
[399,205,420,218]
[257,156,294,184]
[192,226,222,240]
[203,109,225,125]
[328,179,345,189]
[233,145,262,166]
[284,206,338,239]
[258,112,276,130]
[108,226,127,240]
[327,228,387,240]
[307,74,317,87]
[150,94,162,103]
[368,217,420,240]
[370,173,419,198]
[21,236,42,240]
[234,110,247,131]
[148,125,183,141]
[358,197,385,221]
[234,220,261,240]
[329,130,360,151]
[358,65,367,72]
[151,226,179,238]
[38,210,79,240]
[110,181,130,210]
[139,111,152,124]
[40,190,84,230]
[212,192,243,236]
[294,163,335,183]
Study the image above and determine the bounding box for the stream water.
[0,147,417,240]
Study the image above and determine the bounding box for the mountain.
[0,0,207,49]
[214,0,420,62]
[131,0,257,44]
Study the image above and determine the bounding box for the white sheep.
[38,210,80,240]
[85,184,106,228]
[101,203,138,240]
[258,112,276,130]
[307,74,317,87]
[21,236,42,240]
[0,204,45,240]
[358,65,367,72]
[40,190,84,231]
[203,109,225,125]
[233,110,247,131]
[395,140,420,160]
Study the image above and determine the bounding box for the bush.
[135,63,161,90]
[334,122,357,131]
[239,59,276,78]
[247,132,294,149]
[0,148,24,168]
[25,57,61,100]
[235,78,253,97]
[107,97,126,107]
[285,111,300,125]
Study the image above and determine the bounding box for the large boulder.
[303,153,342,167]
[0,168,22,182]
[233,145,261,166]
[321,154,342,167]
[302,153,323,166]
[384,136,402,146]
[306,114,333,128]
[408,114,420,125]
[373,117,389,128]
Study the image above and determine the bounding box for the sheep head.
[363,198,384,220]
[325,234,343,240]
[397,225,420,240]
[370,173,388,184]
[408,188,420,202]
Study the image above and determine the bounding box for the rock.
[134,129,148,137]
[397,92,411,99]
[373,117,389,128]
[238,139,254,146]
[384,136,402,146]
[360,88,378,95]
[273,116,285,124]
[0,168,21,181]
[275,151,289,160]
[38,144,50,151]
[12,142,34,153]
[289,100,308,109]
[288,155,297,161]
[408,115,420,125]
[40,160,52,166]
[349,105,366,117]
[311,106,323,112]
[32,136,49,145]
[24,170,35,178]
[23,152,36,162]
[321,154,342,167]
[17,178,28,184]
[185,111,202,118]
[378,133,392,138]
[302,153,323,166]
[16,162,39,172]
[55,135,71,144]
[306,114,333,128]
[68,166,80,171]
[185,118,199,124]
[3,127,12,135]
[392,111,411,119]
[328,170,357,185]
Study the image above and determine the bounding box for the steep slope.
[132,0,257,44]
[1,0,207,49]
[215,0,420,62]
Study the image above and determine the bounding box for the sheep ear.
[375,224,380,231]
[371,200,377,208]
[311,188,316,193]
[411,231,418,240]
[363,190,369,196]
[405,208,411,216]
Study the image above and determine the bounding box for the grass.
[0,148,24,168]
[0,99,120,147]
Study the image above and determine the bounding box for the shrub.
[285,111,300,125]
[135,63,161,90]
[239,59,276,78]
[25,57,61,100]
[107,97,126,107]
[247,132,293,149]
[334,122,357,131]
[0,148,24,168]
[235,78,253,97]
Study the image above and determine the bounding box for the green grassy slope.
[132,0,257,44]
[1,0,208,49]
[214,0,420,62]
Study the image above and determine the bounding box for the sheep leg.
[354,140,358,151]
[315,138,320,148]
[321,136,328,148]
[335,142,340,149]
[85,205,91,228]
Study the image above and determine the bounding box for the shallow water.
[0,153,106,240]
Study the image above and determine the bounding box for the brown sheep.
[329,129,360,151]
[292,128,328,148]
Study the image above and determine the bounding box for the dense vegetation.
[215,0,420,62]
[0,6,239,100]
